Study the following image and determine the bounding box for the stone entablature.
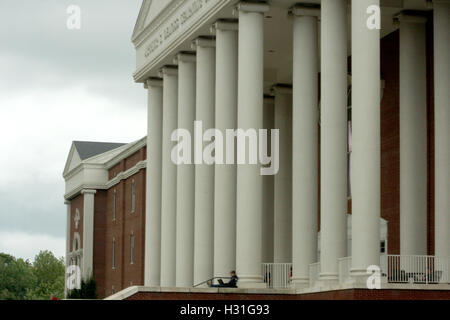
[132,0,234,82]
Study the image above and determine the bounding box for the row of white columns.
[144,0,450,288]
[399,0,450,260]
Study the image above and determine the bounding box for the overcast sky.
[0,0,146,260]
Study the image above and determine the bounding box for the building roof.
[73,141,126,160]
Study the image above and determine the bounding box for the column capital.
[144,77,163,89]
[81,189,97,195]
[174,52,196,64]
[158,65,178,77]
[212,19,239,32]
[394,12,428,25]
[236,1,269,14]
[191,37,216,50]
[271,84,293,95]
[290,3,321,17]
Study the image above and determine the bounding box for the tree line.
[0,250,65,300]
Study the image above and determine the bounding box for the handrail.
[193,276,232,288]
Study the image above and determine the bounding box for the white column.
[398,13,428,256]
[193,38,216,285]
[434,0,450,258]
[272,85,292,263]
[291,4,320,288]
[213,21,238,279]
[175,53,196,287]
[236,1,268,287]
[351,0,381,278]
[262,96,275,264]
[64,200,71,297]
[320,0,348,283]
[160,66,178,287]
[81,189,96,280]
[144,78,163,287]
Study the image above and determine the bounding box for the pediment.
[63,143,82,177]
[132,0,177,41]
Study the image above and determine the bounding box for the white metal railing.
[309,262,320,288]
[385,255,450,284]
[262,263,292,289]
[338,257,352,284]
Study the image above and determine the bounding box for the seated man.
[210,271,238,288]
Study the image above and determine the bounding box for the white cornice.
[105,161,147,189]
[64,160,147,200]
[105,137,147,169]
[133,0,235,82]
[132,0,184,48]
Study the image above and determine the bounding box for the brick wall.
[101,146,146,298]
[125,289,450,300]
[93,190,107,298]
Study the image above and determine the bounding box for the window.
[380,240,386,254]
[112,286,115,294]
[113,189,117,221]
[130,233,135,264]
[112,238,116,269]
[131,180,136,213]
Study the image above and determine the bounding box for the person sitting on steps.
[209,271,239,288]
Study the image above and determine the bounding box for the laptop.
[218,279,225,285]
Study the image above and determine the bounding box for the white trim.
[105,137,147,170]
[64,160,147,200]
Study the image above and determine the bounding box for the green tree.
[27,250,65,300]
[0,251,65,300]
[0,253,35,300]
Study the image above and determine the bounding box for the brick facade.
[125,289,450,300]
[97,150,147,298]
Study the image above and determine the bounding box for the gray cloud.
[0,0,146,256]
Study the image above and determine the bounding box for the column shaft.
[351,0,381,276]
[194,39,216,285]
[399,15,427,256]
[320,0,348,282]
[236,2,268,286]
[291,7,319,287]
[273,87,292,263]
[213,22,238,278]
[176,54,196,287]
[434,0,450,258]
[145,79,163,287]
[160,67,178,287]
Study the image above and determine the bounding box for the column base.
[290,278,310,290]
[318,273,339,287]
[237,276,266,289]
[350,269,371,288]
